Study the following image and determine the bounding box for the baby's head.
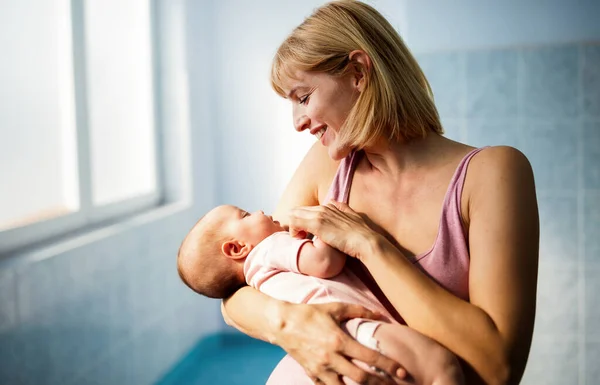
[177,205,285,299]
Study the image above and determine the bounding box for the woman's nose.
[294,115,310,132]
[293,108,310,132]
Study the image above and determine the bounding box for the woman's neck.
[361,132,449,178]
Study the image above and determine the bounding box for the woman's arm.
[222,143,404,384]
[287,146,539,385]
[222,143,324,337]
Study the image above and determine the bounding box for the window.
[0,0,162,255]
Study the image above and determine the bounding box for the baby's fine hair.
[177,214,246,299]
[270,0,443,148]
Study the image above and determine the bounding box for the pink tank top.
[323,148,485,323]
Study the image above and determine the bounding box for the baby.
[177,205,464,385]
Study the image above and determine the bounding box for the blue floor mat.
[155,333,287,385]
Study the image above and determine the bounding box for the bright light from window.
[0,0,78,231]
[85,0,157,206]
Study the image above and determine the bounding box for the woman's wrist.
[266,299,293,344]
[358,231,389,264]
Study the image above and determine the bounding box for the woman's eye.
[299,94,309,105]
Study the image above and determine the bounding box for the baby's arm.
[297,237,346,278]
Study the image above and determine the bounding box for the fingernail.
[396,368,407,379]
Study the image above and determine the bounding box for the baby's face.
[217,205,285,246]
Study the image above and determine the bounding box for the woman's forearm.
[222,286,288,343]
[362,237,511,385]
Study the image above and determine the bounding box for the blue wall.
[403,0,600,53]
[416,42,599,385]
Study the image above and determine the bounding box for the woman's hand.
[286,202,381,261]
[276,301,406,385]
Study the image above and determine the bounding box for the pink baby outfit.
[244,232,395,322]
[265,148,484,384]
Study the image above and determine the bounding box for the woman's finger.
[331,355,382,385]
[323,302,385,323]
[317,370,344,385]
[286,203,379,259]
[341,339,403,383]
[327,200,354,213]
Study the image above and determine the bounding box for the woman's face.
[285,70,360,160]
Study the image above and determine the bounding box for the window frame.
[0,0,164,256]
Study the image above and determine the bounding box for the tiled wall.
[0,1,223,383]
[417,42,600,385]
[0,209,220,385]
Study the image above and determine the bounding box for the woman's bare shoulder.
[274,142,340,219]
[463,145,536,221]
[468,145,533,179]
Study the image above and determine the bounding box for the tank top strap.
[324,151,362,204]
[444,147,489,230]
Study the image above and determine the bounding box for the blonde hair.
[271,0,443,148]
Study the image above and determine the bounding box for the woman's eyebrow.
[287,86,308,99]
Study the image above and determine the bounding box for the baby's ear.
[222,240,251,260]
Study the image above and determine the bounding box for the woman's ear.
[348,50,372,92]
[222,240,251,260]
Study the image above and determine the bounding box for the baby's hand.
[292,230,308,239]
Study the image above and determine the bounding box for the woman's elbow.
[470,345,513,385]
[488,349,526,385]
[491,362,511,385]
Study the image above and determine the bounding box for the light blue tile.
[16,258,59,324]
[585,192,600,263]
[440,118,463,142]
[583,123,600,189]
[0,333,23,384]
[537,194,578,264]
[465,119,521,149]
[504,336,578,385]
[107,280,134,352]
[520,46,578,120]
[586,341,600,385]
[585,266,600,339]
[466,49,518,119]
[130,323,181,385]
[17,322,56,385]
[0,269,17,333]
[128,261,165,331]
[417,52,465,119]
[50,291,121,382]
[47,317,89,383]
[77,343,134,385]
[51,291,113,378]
[519,122,578,191]
[173,297,222,354]
[535,264,579,334]
[583,44,600,120]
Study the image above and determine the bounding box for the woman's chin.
[328,145,353,161]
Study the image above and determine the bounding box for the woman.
[222,1,539,384]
